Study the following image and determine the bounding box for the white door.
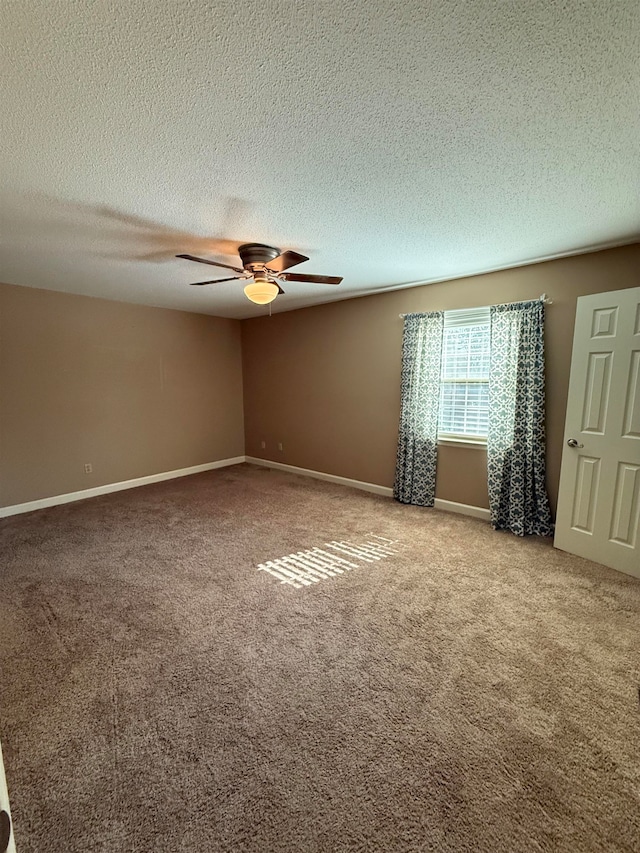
[555,286,640,579]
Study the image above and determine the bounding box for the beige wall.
[0,283,244,507]
[3,244,638,512]
[242,244,640,514]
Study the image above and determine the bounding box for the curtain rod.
[399,293,552,319]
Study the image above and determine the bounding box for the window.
[438,307,490,443]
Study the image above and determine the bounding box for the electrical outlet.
[278,442,283,452]
[261,440,266,449]
[84,463,92,474]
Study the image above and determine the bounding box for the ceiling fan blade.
[177,253,244,274]
[277,283,285,295]
[266,250,309,273]
[189,277,243,286]
[279,272,343,285]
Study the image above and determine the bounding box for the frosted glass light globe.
[244,278,279,305]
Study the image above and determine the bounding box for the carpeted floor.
[1,463,639,852]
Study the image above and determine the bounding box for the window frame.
[438,306,490,447]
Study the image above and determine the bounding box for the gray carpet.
[1,463,639,852]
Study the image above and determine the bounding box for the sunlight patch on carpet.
[257,535,402,588]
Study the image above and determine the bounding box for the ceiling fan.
[177,243,342,305]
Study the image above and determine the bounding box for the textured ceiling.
[1,0,639,319]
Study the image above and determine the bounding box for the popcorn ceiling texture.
[1,0,639,318]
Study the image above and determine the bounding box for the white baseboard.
[0,738,15,853]
[434,498,491,521]
[245,456,393,497]
[1,455,491,524]
[0,456,246,519]
[245,457,490,521]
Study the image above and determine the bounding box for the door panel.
[609,463,639,547]
[591,306,618,337]
[581,352,612,433]
[555,287,640,578]
[570,456,600,533]
[623,351,640,437]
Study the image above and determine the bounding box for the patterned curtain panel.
[488,300,554,536]
[394,312,444,506]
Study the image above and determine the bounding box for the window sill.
[438,437,487,449]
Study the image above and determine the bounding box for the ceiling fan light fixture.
[178,244,342,301]
[244,276,279,305]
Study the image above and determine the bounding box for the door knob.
[567,438,584,448]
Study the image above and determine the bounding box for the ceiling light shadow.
[0,191,260,264]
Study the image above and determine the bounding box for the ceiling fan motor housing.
[238,243,281,270]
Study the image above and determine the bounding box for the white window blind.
[439,307,490,441]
